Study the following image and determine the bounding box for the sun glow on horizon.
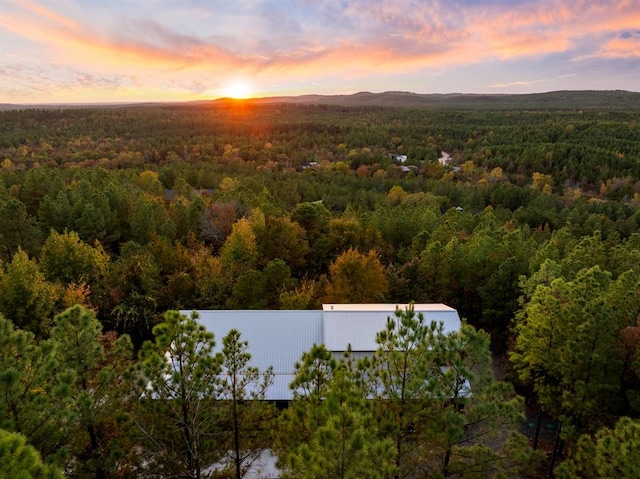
[224,81,253,99]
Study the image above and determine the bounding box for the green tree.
[418,240,450,303]
[283,359,396,479]
[254,215,310,273]
[107,241,161,348]
[365,305,434,478]
[219,218,259,278]
[0,316,74,466]
[129,196,173,244]
[19,169,61,215]
[0,198,41,262]
[69,191,119,247]
[262,259,296,308]
[428,322,537,478]
[227,259,295,310]
[50,306,134,479]
[275,344,337,464]
[0,428,64,479]
[291,201,331,243]
[227,270,266,309]
[170,194,207,242]
[511,266,625,469]
[556,417,640,479]
[0,250,59,337]
[38,192,74,237]
[217,329,275,479]
[39,230,109,286]
[134,310,223,479]
[368,306,537,478]
[478,256,526,352]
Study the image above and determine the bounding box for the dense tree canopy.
[1,100,639,476]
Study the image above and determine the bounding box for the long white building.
[183,303,461,401]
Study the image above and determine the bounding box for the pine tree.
[134,310,223,479]
[217,329,275,479]
[0,428,64,479]
[555,417,640,479]
[513,266,623,428]
[511,266,625,471]
[50,305,134,479]
[0,316,74,466]
[366,305,435,479]
[274,344,337,461]
[282,356,396,479]
[369,306,538,478]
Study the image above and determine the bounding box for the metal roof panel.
[182,310,323,374]
[323,308,461,351]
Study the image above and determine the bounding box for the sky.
[1,0,639,103]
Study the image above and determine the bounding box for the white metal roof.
[183,304,461,400]
[322,306,461,352]
[185,310,323,373]
[182,310,323,401]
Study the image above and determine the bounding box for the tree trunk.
[548,422,562,477]
[87,424,105,479]
[533,408,542,450]
[443,448,451,477]
[233,393,241,479]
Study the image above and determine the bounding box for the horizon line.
[2,88,638,108]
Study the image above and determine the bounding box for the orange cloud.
[0,0,481,80]
[0,1,248,74]
[4,0,637,75]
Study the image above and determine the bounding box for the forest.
[1,96,639,478]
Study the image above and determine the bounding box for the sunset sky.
[1,0,639,103]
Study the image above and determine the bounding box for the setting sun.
[225,81,253,99]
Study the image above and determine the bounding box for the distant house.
[301,161,319,170]
[438,151,452,167]
[388,153,408,163]
[399,165,418,174]
[183,304,462,401]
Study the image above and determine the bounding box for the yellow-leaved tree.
[323,249,388,303]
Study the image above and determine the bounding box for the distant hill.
[3,90,640,111]
[229,90,640,110]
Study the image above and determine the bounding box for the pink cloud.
[595,35,640,59]
[2,0,639,101]
[468,0,640,60]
